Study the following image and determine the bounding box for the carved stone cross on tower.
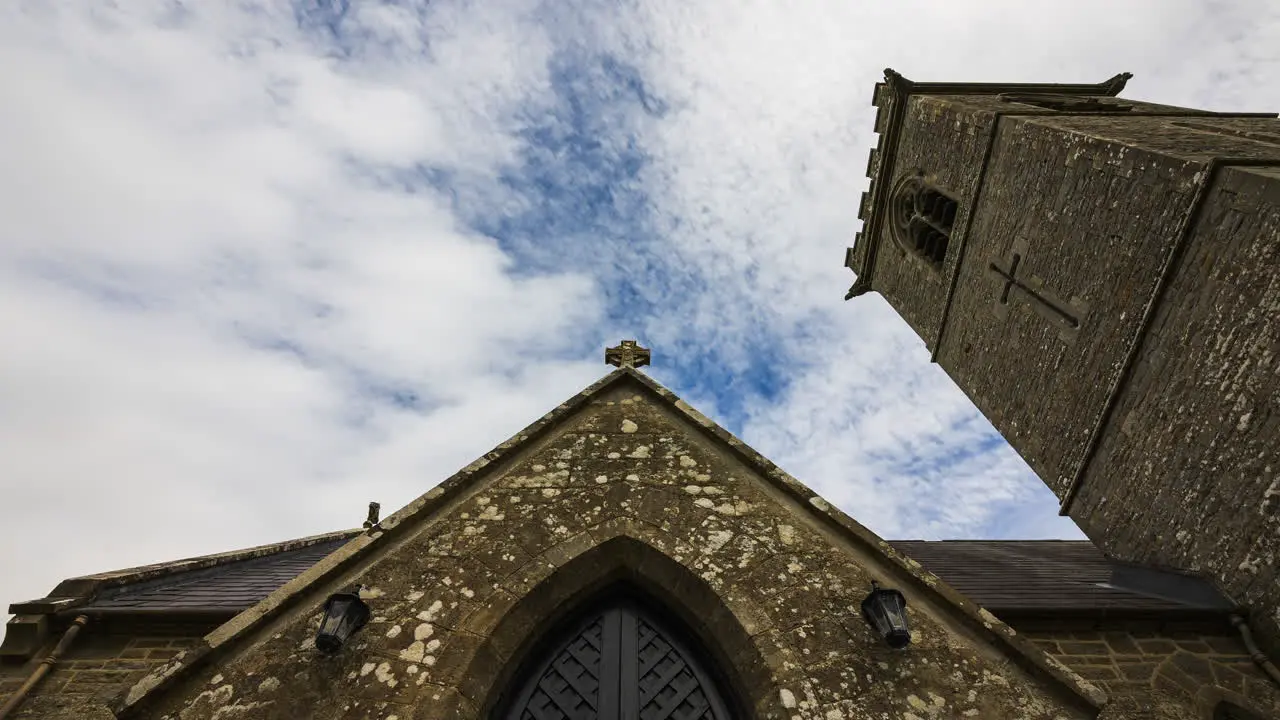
[605,340,651,369]
[986,240,1088,344]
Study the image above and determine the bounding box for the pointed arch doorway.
[494,587,740,720]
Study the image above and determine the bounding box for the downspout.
[1231,614,1280,689]
[0,615,89,720]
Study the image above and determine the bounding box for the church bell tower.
[845,69,1280,653]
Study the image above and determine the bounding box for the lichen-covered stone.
[846,72,1280,669]
[120,375,1101,720]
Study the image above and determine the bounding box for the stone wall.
[933,103,1206,496]
[126,377,1099,720]
[1072,160,1280,658]
[0,629,204,718]
[861,94,998,350]
[853,81,1280,665]
[1015,618,1280,719]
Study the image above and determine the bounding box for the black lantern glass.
[860,580,911,649]
[315,586,371,654]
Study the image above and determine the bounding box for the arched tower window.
[494,586,739,720]
[890,174,957,268]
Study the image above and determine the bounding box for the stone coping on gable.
[109,367,1108,717]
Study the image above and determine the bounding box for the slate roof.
[890,539,1236,616]
[79,536,352,614]
[51,534,1233,618]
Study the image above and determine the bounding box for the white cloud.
[613,0,1280,539]
[2,0,1278,620]
[0,0,596,612]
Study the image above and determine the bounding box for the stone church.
[1,71,1278,720]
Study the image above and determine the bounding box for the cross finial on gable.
[605,339,651,369]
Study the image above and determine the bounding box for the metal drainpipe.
[1231,614,1280,688]
[0,615,89,720]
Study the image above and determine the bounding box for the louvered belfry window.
[890,175,958,268]
[497,595,736,720]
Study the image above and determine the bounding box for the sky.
[1,0,1279,616]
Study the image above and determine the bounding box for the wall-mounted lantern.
[315,585,371,654]
[860,580,911,649]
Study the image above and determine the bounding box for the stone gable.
[111,370,1101,720]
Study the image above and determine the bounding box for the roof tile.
[84,537,349,613]
[76,536,1229,617]
[889,540,1227,613]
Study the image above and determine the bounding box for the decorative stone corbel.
[0,614,50,661]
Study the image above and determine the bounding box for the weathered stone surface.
[0,632,208,718]
[933,106,1207,495]
[1075,160,1280,658]
[1021,622,1280,715]
[845,70,1280,692]
[114,375,1099,720]
[859,94,999,348]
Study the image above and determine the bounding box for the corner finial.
[883,68,915,93]
[844,275,872,301]
[1101,72,1134,96]
[605,340,651,369]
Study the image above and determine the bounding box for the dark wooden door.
[501,602,735,720]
